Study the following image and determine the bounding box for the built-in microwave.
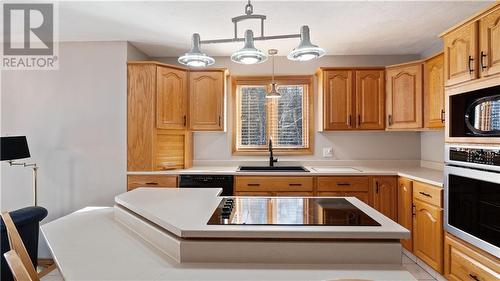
[447,85,500,143]
[444,145,500,258]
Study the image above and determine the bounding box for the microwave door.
[444,165,500,258]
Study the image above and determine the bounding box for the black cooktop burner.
[207,197,381,226]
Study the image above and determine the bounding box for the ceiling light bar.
[178,0,325,67]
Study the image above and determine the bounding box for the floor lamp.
[1,136,39,206]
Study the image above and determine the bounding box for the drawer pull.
[145,182,159,185]
[469,273,480,281]
[468,55,474,74]
[337,183,351,186]
[419,191,432,198]
[247,183,260,186]
[289,183,302,186]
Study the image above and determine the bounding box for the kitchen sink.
[238,166,309,172]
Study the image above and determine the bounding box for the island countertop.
[114,188,410,240]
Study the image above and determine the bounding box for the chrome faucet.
[269,138,278,167]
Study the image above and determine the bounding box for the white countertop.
[41,207,417,281]
[115,188,410,239]
[128,165,444,187]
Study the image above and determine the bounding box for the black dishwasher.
[178,175,234,196]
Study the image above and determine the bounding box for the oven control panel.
[449,147,500,166]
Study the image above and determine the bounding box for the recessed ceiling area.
[59,1,493,57]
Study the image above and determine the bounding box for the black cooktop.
[207,197,380,226]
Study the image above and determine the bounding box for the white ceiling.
[58,1,493,57]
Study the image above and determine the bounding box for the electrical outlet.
[323,147,333,158]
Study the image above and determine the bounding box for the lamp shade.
[0,136,31,161]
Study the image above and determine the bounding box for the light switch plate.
[323,147,333,158]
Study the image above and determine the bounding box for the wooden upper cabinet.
[413,199,443,273]
[323,70,353,130]
[156,66,188,130]
[479,5,500,77]
[386,62,423,129]
[398,177,413,252]
[371,176,398,221]
[443,22,478,86]
[189,70,225,131]
[424,53,445,129]
[355,70,385,129]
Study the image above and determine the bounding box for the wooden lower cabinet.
[398,177,413,252]
[234,176,313,193]
[413,199,443,273]
[444,233,499,281]
[127,175,178,191]
[371,176,398,221]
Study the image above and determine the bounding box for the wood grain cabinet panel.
[355,70,385,129]
[189,70,225,131]
[424,53,445,129]
[317,176,369,192]
[444,233,500,281]
[443,22,478,86]
[371,176,398,221]
[386,62,423,129]
[127,175,177,191]
[413,199,443,273]
[323,70,353,130]
[413,181,442,207]
[234,176,313,192]
[479,5,500,77]
[156,66,188,130]
[398,177,413,252]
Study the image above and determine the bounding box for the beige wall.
[155,55,430,162]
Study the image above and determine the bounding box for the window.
[232,76,313,155]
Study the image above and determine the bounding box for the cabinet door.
[443,22,478,86]
[318,191,369,204]
[189,71,224,131]
[398,178,413,252]
[127,175,177,191]
[323,70,354,130]
[156,66,188,129]
[386,63,423,129]
[479,6,500,77]
[372,176,398,221]
[424,53,445,129]
[413,200,443,273]
[355,70,385,130]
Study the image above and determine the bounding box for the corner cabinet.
[189,70,225,131]
[156,66,188,130]
[385,62,423,129]
[371,176,397,221]
[318,68,385,131]
[424,53,445,129]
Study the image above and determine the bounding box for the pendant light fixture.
[287,26,325,61]
[178,33,215,67]
[231,30,267,64]
[266,49,280,98]
[178,1,325,67]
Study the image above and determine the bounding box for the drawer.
[234,176,313,192]
[413,181,442,207]
[127,175,177,191]
[445,233,499,281]
[317,177,369,192]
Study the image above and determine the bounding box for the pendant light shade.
[287,26,325,61]
[178,33,215,67]
[231,30,268,65]
[266,49,280,99]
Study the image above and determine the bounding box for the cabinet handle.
[468,56,474,74]
[412,204,416,216]
[480,51,487,70]
[375,181,379,193]
[183,115,187,126]
[388,115,393,126]
[289,183,302,186]
[441,109,445,123]
[419,191,432,198]
[337,183,351,186]
[247,183,260,186]
[469,273,480,281]
[145,182,158,185]
[357,115,361,127]
[348,115,352,127]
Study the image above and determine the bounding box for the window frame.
[231,75,314,155]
